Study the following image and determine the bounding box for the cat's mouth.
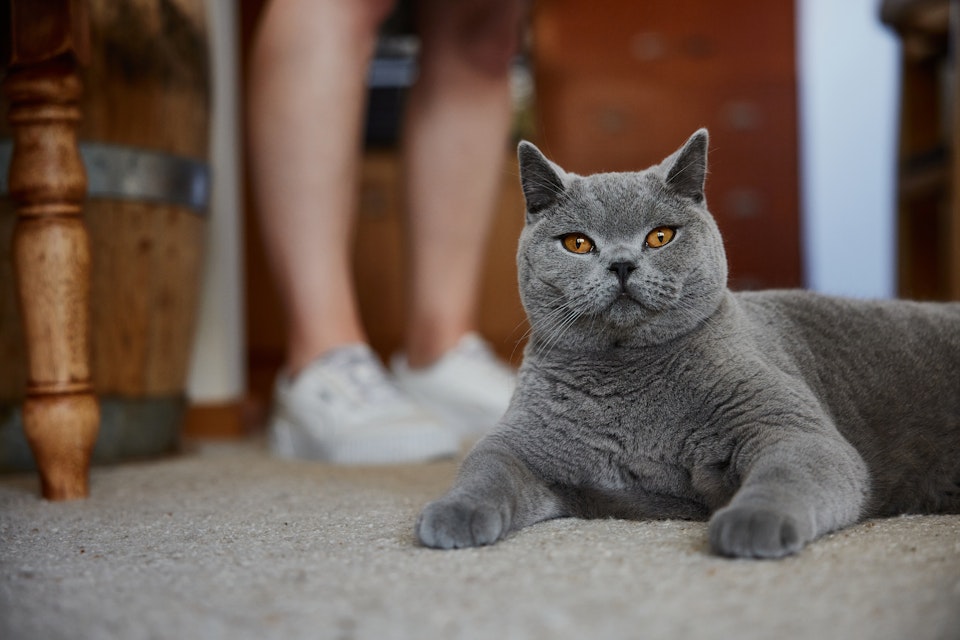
[605,292,656,324]
[613,291,643,306]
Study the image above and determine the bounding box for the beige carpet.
[1,440,958,640]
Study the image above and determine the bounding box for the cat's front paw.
[708,506,809,559]
[416,497,510,549]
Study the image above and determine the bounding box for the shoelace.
[323,347,409,406]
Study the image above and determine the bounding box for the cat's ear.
[518,141,566,215]
[664,129,709,203]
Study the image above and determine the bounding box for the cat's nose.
[608,261,636,290]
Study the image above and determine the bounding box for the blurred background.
[219,0,959,434]
[1,0,955,447]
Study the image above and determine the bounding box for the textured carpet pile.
[1,440,958,639]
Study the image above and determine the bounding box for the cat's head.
[516,129,728,352]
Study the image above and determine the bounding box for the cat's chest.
[548,365,683,435]
[537,352,693,419]
[516,356,707,487]
[509,347,757,506]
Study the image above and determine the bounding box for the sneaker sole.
[268,413,461,465]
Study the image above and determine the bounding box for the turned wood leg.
[4,0,99,500]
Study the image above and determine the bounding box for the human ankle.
[286,333,369,377]
[404,326,474,369]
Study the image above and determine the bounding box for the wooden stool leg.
[5,57,99,499]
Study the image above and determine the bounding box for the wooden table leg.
[4,0,99,500]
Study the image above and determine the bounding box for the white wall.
[797,0,901,298]
[186,0,246,404]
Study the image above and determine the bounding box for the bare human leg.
[247,0,459,464]
[401,0,526,367]
[247,0,397,376]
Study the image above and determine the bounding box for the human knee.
[280,0,398,34]
[357,0,401,32]
[440,0,525,77]
[257,0,399,52]
[328,0,399,36]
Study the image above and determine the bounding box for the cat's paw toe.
[416,498,508,549]
[708,506,806,559]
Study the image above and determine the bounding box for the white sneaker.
[391,333,516,439]
[268,344,460,464]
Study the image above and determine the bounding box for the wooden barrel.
[1,0,210,468]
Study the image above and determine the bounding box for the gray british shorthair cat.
[416,129,960,558]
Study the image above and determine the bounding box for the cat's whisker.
[532,309,576,355]
[533,296,595,359]
[509,317,534,362]
[529,302,572,350]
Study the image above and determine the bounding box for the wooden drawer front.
[534,0,794,80]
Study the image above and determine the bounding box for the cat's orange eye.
[561,233,595,254]
[645,226,676,248]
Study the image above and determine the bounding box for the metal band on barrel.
[0,140,210,216]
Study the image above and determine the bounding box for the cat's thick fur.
[417,129,960,558]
